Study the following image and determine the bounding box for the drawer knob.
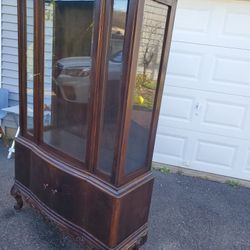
[51,189,58,195]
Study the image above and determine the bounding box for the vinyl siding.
[1,0,18,128]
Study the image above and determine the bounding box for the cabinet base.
[11,181,149,250]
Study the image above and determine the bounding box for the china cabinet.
[11,0,177,249]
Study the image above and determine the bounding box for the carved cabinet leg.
[10,185,23,211]
[131,234,148,250]
[132,245,140,250]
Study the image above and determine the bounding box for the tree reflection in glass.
[125,0,169,174]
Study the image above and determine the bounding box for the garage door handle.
[195,102,201,115]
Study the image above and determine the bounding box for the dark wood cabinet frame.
[12,0,177,249]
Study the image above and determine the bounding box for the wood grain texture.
[14,139,153,248]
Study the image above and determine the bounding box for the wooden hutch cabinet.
[11,0,177,249]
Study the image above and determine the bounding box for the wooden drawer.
[30,154,86,225]
[30,155,52,207]
[49,167,87,226]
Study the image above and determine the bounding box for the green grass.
[225,179,240,187]
[138,98,154,109]
[143,81,157,90]
[134,74,157,109]
[152,166,171,174]
[160,168,171,174]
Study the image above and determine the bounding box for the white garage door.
[153,0,250,180]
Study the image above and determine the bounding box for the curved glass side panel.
[26,0,34,133]
[43,0,96,162]
[97,0,129,176]
[124,0,169,175]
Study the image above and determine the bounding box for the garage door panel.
[167,50,203,79]
[174,7,212,34]
[191,133,250,180]
[173,0,250,49]
[159,88,196,130]
[154,127,250,180]
[198,93,250,139]
[154,134,187,161]
[209,51,250,95]
[161,87,250,140]
[167,43,250,97]
[193,139,237,169]
[212,56,250,87]
[173,0,216,44]
[217,3,250,50]
[223,11,250,38]
[202,101,246,130]
[166,43,206,88]
[160,92,195,125]
[154,127,250,179]
[154,127,193,167]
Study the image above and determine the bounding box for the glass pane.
[97,0,128,175]
[26,0,34,133]
[43,0,95,162]
[125,0,169,174]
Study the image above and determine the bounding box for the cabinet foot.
[10,185,23,211]
[131,234,148,250]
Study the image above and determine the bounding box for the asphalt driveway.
[1,140,250,250]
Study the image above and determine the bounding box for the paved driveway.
[1,140,250,250]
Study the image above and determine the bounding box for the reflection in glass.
[26,0,34,132]
[125,0,169,174]
[43,1,95,162]
[97,0,128,175]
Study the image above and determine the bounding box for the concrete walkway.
[1,140,250,250]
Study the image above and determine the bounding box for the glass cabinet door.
[124,0,170,175]
[43,0,96,162]
[26,0,35,134]
[97,0,129,176]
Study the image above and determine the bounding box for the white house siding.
[154,0,250,181]
[44,2,53,108]
[1,0,52,129]
[1,0,18,128]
